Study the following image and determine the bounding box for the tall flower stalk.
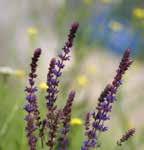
[82,48,133,150]
[44,22,79,149]
[24,48,42,150]
[45,22,79,110]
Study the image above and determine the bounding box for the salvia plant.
[24,22,135,150]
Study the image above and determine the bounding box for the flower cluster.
[81,48,133,150]
[44,22,79,149]
[24,22,79,150]
[24,23,135,150]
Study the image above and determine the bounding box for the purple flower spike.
[117,128,136,146]
[44,22,79,149]
[46,58,58,109]
[82,48,133,150]
[24,48,42,150]
[58,22,79,60]
[45,22,79,110]
[59,91,76,150]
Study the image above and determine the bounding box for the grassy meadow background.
[0,0,144,149]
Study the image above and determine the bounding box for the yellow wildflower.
[77,75,88,87]
[133,8,144,19]
[14,70,26,78]
[27,27,38,37]
[109,21,123,32]
[39,82,48,90]
[70,118,83,126]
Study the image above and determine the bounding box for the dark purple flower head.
[34,48,41,56]
[112,48,133,88]
[117,128,136,146]
[58,22,79,62]
[71,22,79,32]
[63,22,79,54]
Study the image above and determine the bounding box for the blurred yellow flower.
[70,118,83,126]
[27,27,38,37]
[39,82,48,90]
[133,8,144,19]
[77,75,88,87]
[109,21,123,32]
[14,70,26,78]
[83,0,93,5]
[101,0,113,4]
